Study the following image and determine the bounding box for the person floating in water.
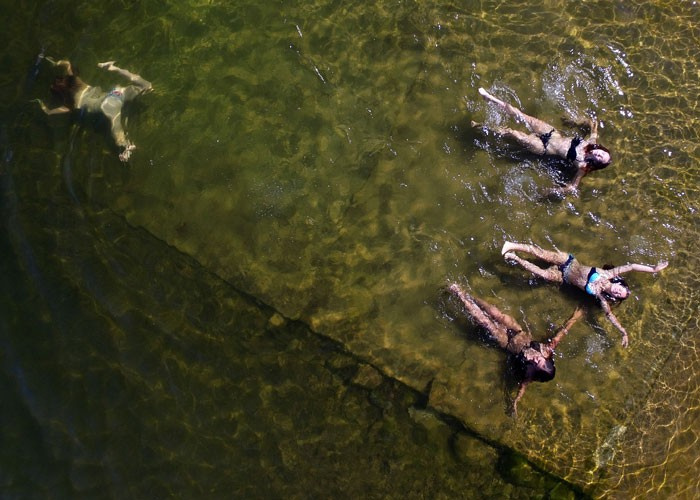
[472,87,611,196]
[34,57,152,162]
[448,283,583,416]
[501,241,668,348]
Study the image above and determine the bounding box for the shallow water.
[2,0,699,497]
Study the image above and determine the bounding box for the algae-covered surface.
[2,0,699,497]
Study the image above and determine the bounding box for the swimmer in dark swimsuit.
[501,241,669,347]
[472,87,611,197]
[448,283,583,416]
[34,57,153,162]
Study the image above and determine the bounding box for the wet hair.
[510,341,555,383]
[50,74,81,109]
[602,274,630,304]
[583,144,612,171]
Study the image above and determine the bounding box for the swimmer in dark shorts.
[501,241,668,347]
[448,283,584,416]
[35,57,152,162]
[472,87,611,196]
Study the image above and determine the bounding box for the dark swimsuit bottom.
[539,129,555,154]
[507,328,522,339]
[506,328,527,353]
[559,254,575,283]
[567,137,582,161]
[559,255,600,295]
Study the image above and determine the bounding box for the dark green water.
[2,0,699,497]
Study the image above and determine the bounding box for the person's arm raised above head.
[33,99,70,115]
[547,306,585,352]
[607,261,668,276]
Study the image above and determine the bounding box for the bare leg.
[494,126,546,155]
[108,115,135,162]
[470,296,523,334]
[503,253,564,284]
[448,284,509,349]
[100,100,134,161]
[478,88,555,135]
[98,61,153,93]
[501,242,569,265]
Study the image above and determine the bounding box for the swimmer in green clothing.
[35,57,152,162]
[501,241,668,347]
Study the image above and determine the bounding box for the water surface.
[2,0,699,497]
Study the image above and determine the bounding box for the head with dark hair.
[599,265,630,302]
[603,276,630,303]
[584,144,611,171]
[50,74,82,109]
[511,341,555,383]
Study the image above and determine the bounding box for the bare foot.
[478,87,509,108]
[118,143,136,162]
[501,242,516,256]
[98,61,116,70]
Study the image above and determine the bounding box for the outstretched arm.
[544,157,597,198]
[607,261,668,276]
[599,299,629,348]
[33,99,70,115]
[547,306,585,351]
[587,119,599,143]
[569,167,587,191]
[447,284,510,349]
[511,381,529,417]
[541,170,584,200]
[562,115,598,142]
[44,56,75,75]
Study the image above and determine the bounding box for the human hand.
[621,332,629,348]
[572,305,585,320]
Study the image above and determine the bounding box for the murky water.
[2,0,699,497]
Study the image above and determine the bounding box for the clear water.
[2,0,698,497]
